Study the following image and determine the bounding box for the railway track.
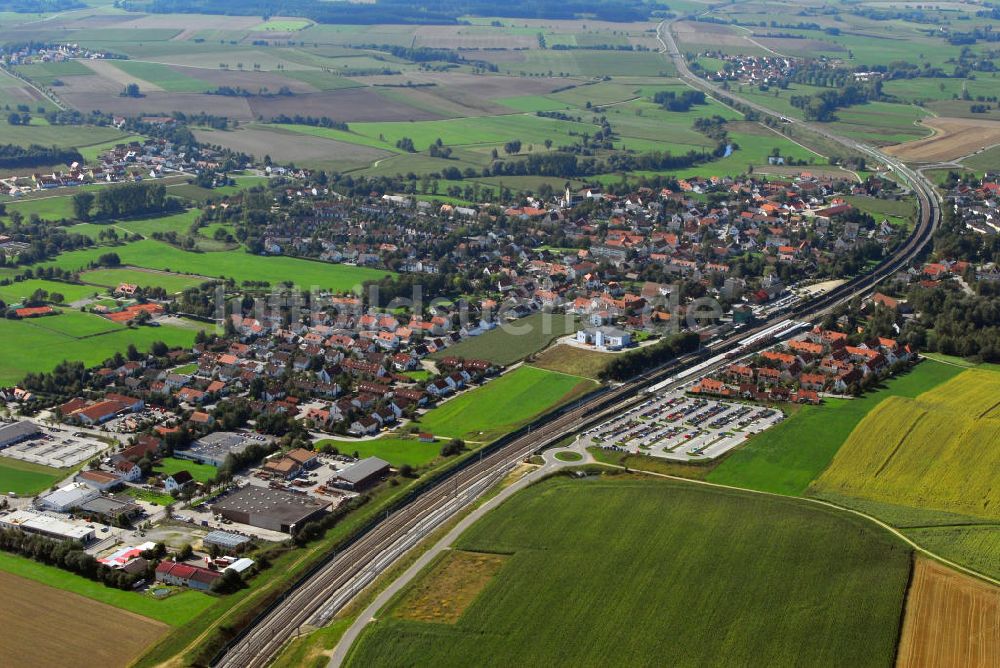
[212,26,940,668]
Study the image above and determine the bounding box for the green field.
[0,279,98,304]
[0,123,128,149]
[123,487,175,506]
[317,436,442,467]
[811,368,1000,520]
[279,113,599,153]
[963,145,1000,173]
[0,551,214,625]
[903,525,1000,582]
[79,267,211,293]
[416,366,596,442]
[154,456,217,484]
[0,311,203,385]
[253,18,312,31]
[110,61,212,93]
[844,194,916,224]
[0,457,63,495]
[34,240,393,292]
[530,343,611,379]
[346,476,911,667]
[14,60,93,85]
[430,313,579,366]
[706,360,962,495]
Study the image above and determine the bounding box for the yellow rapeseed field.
[811,369,1000,519]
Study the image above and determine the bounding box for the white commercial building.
[0,509,95,542]
[36,482,99,513]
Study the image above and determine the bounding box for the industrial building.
[211,486,330,533]
[0,509,95,542]
[174,431,255,467]
[332,456,391,491]
[77,496,142,524]
[203,530,252,552]
[0,420,40,449]
[36,482,99,513]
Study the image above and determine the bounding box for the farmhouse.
[155,561,221,591]
[210,486,330,533]
[75,469,124,491]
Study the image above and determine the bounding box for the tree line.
[0,143,83,169]
[73,181,182,221]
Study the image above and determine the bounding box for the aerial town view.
[0,0,997,666]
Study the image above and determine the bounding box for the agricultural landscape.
[0,0,996,667]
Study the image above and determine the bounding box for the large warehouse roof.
[211,486,329,527]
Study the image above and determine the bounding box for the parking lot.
[583,389,785,462]
[2,425,111,468]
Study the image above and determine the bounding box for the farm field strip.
[897,558,1000,668]
[707,360,962,495]
[32,239,393,292]
[811,368,1000,520]
[0,570,168,668]
[345,477,912,667]
[416,366,597,442]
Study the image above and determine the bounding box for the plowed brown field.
[0,570,166,668]
[897,558,1000,668]
[886,117,1000,163]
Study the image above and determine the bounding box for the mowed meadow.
[416,366,597,442]
[32,239,393,292]
[346,477,912,668]
[0,310,204,385]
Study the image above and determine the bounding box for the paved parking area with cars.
[583,389,785,462]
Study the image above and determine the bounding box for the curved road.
[210,23,942,668]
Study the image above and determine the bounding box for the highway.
[211,23,941,668]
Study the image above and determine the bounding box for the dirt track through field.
[897,558,1000,668]
[886,117,1000,163]
[0,570,167,668]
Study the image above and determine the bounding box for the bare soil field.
[897,558,999,668]
[673,20,750,47]
[412,26,537,50]
[247,87,443,122]
[0,570,167,668]
[41,14,137,29]
[114,13,263,31]
[193,125,391,171]
[63,91,254,119]
[755,36,846,55]
[58,72,133,96]
[886,117,1000,163]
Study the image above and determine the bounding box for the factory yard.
[583,389,784,461]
